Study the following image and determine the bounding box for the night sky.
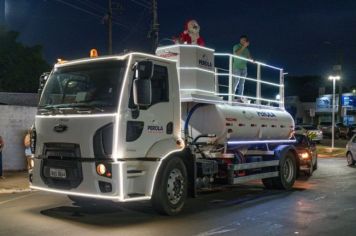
[1,0,356,86]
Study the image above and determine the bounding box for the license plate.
[49,168,67,179]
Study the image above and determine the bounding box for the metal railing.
[214,53,284,108]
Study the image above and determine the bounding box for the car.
[346,124,356,139]
[346,134,356,166]
[294,133,318,176]
[318,121,340,139]
[337,122,350,139]
[295,124,323,143]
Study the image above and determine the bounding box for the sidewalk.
[0,171,31,194]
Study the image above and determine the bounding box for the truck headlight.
[96,164,106,175]
[95,163,112,178]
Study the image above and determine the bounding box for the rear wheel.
[347,152,355,166]
[151,156,188,215]
[263,152,297,190]
[274,152,297,190]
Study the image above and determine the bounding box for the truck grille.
[40,143,83,189]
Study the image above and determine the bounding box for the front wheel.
[347,152,355,166]
[151,156,188,215]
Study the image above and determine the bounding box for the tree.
[0,26,50,93]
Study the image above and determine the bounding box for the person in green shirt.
[232,35,252,99]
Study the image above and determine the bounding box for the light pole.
[328,75,341,149]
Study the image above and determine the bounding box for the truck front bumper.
[30,157,159,202]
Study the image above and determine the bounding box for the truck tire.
[151,156,188,215]
[273,151,297,190]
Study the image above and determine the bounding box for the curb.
[0,188,32,194]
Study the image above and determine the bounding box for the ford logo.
[54,124,67,133]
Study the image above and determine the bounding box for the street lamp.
[328,75,341,150]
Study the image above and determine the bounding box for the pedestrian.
[0,135,4,179]
[24,130,32,170]
[232,35,252,101]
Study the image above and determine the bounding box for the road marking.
[0,191,37,206]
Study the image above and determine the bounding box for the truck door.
[124,62,174,158]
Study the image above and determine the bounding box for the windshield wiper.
[70,104,105,113]
[39,104,106,114]
[38,105,74,114]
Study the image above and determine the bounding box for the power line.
[79,0,107,11]
[53,0,103,19]
[53,0,129,30]
[129,0,150,9]
[74,0,107,13]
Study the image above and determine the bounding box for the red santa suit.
[179,20,205,46]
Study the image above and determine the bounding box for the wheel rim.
[283,158,294,183]
[347,153,353,165]
[167,168,184,205]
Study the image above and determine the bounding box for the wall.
[0,105,36,170]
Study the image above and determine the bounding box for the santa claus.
[177,19,205,46]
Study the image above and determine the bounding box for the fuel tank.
[187,104,294,144]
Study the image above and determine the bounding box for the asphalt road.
[1,157,355,236]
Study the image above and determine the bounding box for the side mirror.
[136,61,153,80]
[133,79,152,107]
[38,72,50,102]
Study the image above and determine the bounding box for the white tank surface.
[188,104,294,144]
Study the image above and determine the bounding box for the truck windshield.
[38,59,127,114]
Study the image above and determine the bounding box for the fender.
[149,147,196,198]
[274,144,298,163]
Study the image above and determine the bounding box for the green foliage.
[0,26,50,93]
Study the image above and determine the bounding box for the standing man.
[232,35,252,100]
[0,135,4,179]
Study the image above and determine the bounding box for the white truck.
[30,45,297,215]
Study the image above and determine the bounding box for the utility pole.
[108,0,113,55]
[148,0,159,53]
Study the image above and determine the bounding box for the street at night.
[1,156,355,236]
[1,1,356,236]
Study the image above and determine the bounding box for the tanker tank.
[187,104,294,144]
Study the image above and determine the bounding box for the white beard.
[189,32,199,44]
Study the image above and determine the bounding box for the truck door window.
[129,64,169,110]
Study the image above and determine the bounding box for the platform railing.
[214,53,284,108]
